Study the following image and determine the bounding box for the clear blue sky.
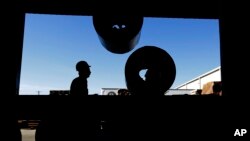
[19,14,220,95]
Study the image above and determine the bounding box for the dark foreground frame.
[4,1,248,138]
[2,0,246,123]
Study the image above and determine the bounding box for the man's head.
[196,89,202,95]
[76,61,91,78]
[212,82,222,95]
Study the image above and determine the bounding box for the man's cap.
[76,61,90,71]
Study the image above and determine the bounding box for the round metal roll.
[125,46,176,96]
[93,15,143,54]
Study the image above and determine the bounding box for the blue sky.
[19,14,220,95]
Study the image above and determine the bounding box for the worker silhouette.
[144,67,163,96]
[212,82,222,96]
[70,61,91,95]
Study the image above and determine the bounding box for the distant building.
[164,89,195,95]
[101,88,127,95]
[175,66,221,91]
[50,90,70,95]
[101,88,194,96]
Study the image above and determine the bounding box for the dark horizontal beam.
[14,95,223,120]
[17,0,220,19]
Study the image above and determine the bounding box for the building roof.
[175,66,221,89]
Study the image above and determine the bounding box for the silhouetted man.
[144,68,163,95]
[212,82,222,96]
[70,61,91,95]
[196,89,202,95]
